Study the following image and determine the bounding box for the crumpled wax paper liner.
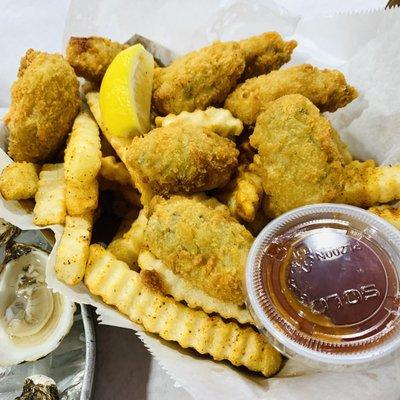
[1,1,400,399]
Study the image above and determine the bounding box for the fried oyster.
[239,31,297,80]
[143,196,254,305]
[5,49,80,163]
[225,64,358,125]
[250,94,346,217]
[153,41,246,115]
[153,32,296,115]
[66,36,128,83]
[125,124,239,204]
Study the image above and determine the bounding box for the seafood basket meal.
[1,15,400,398]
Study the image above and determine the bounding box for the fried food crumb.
[0,162,40,200]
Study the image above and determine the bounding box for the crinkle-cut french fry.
[217,162,263,222]
[85,245,281,376]
[369,204,400,229]
[155,107,243,137]
[66,180,99,216]
[107,209,148,269]
[0,162,40,200]
[85,92,105,130]
[100,156,131,186]
[65,112,101,183]
[33,163,66,226]
[85,91,132,161]
[138,250,254,325]
[55,213,93,285]
[335,160,400,207]
[64,111,101,216]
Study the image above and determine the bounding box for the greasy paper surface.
[1,1,400,399]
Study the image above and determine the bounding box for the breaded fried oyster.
[144,196,254,305]
[250,94,346,217]
[225,64,357,125]
[126,124,239,204]
[239,31,297,80]
[4,49,80,163]
[153,32,296,116]
[66,36,128,83]
[153,41,246,115]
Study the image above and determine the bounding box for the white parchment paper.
[1,1,400,399]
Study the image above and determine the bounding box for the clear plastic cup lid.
[246,204,400,370]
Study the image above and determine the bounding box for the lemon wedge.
[99,44,154,138]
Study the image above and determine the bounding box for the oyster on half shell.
[0,242,75,366]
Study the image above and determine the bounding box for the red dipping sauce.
[246,204,400,369]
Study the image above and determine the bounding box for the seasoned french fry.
[85,245,281,376]
[65,112,101,182]
[55,213,93,285]
[138,250,254,325]
[100,156,131,186]
[66,180,99,216]
[369,204,400,229]
[85,92,131,161]
[85,92,105,130]
[64,111,101,216]
[33,164,66,226]
[0,162,40,200]
[335,161,400,207]
[107,209,148,269]
[217,162,263,222]
[155,107,243,137]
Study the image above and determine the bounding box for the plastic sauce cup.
[246,204,400,370]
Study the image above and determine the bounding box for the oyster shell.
[0,242,75,366]
[15,374,59,400]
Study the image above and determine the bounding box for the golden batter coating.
[250,94,345,217]
[335,160,400,207]
[239,32,297,80]
[369,205,400,229]
[144,196,254,305]
[152,41,246,115]
[125,124,238,204]
[5,49,80,163]
[225,64,358,125]
[216,162,264,222]
[66,36,128,83]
